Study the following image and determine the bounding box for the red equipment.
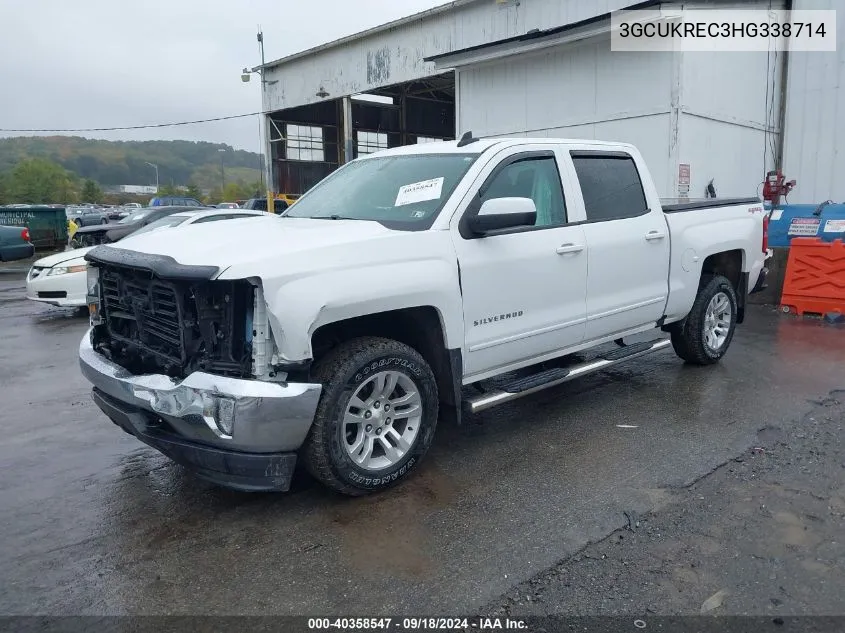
[762,170,796,206]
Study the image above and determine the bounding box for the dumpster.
[0,206,68,250]
[767,202,845,248]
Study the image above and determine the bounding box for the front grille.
[29,267,46,280]
[94,264,254,379]
[38,291,67,299]
[100,269,186,368]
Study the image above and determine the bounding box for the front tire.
[671,274,738,365]
[303,337,439,496]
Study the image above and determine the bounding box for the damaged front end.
[87,248,255,380]
[80,246,322,492]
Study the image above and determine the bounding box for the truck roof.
[371,136,634,157]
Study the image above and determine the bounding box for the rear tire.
[302,337,439,496]
[671,274,738,365]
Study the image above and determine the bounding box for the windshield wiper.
[310,214,364,221]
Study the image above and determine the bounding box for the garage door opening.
[267,71,455,196]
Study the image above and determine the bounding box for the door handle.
[556,243,584,255]
[645,231,666,241]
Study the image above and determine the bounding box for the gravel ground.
[488,392,845,618]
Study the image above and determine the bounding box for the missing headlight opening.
[91,264,255,379]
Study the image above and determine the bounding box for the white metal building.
[259,0,843,204]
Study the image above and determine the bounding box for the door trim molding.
[587,296,666,321]
[468,316,587,352]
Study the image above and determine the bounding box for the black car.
[71,206,204,247]
[242,198,288,213]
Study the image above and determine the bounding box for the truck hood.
[107,216,398,274]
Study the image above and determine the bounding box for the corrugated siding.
[782,0,844,203]
[458,37,675,132]
[264,0,634,110]
[677,116,773,199]
[457,35,676,194]
[677,47,785,199]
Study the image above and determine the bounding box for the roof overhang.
[256,0,481,72]
[425,0,661,69]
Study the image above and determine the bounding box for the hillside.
[0,136,262,191]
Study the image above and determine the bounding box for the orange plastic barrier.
[780,238,845,316]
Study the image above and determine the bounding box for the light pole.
[218,148,226,194]
[144,162,159,193]
[242,26,278,213]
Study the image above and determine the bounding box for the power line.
[0,111,264,133]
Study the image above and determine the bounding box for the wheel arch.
[700,249,746,323]
[308,306,463,420]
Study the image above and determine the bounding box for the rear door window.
[571,153,648,222]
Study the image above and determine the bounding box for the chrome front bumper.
[78,329,322,454]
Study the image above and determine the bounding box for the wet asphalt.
[0,269,843,616]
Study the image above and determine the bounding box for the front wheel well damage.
[307,307,461,412]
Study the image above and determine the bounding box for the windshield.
[118,209,152,224]
[131,214,192,235]
[285,153,478,230]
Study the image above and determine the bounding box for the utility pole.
[257,27,274,214]
[218,148,226,194]
[145,162,159,193]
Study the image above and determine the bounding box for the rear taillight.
[21,228,30,243]
[762,215,769,253]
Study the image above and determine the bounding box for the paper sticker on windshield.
[395,177,444,207]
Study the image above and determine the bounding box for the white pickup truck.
[79,135,768,495]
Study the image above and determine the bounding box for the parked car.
[242,197,289,213]
[122,203,142,209]
[216,202,240,209]
[80,136,768,495]
[148,196,205,207]
[27,209,264,308]
[105,209,128,221]
[0,226,34,262]
[67,207,109,227]
[70,206,203,247]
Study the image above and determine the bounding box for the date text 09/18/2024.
[307,618,528,630]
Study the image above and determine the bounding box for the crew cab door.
[568,149,670,340]
[452,147,588,380]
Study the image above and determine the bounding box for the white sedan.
[27,208,265,308]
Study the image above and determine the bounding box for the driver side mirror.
[467,197,537,235]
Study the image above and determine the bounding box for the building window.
[416,136,441,144]
[286,125,324,162]
[357,131,388,156]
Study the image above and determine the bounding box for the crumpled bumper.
[79,329,322,491]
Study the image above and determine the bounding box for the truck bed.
[662,197,760,213]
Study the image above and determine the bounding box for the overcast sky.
[0,0,447,152]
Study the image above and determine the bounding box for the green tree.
[80,179,103,203]
[6,158,78,204]
[222,182,244,202]
[185,183,202,200]
[157,183,180,196]
[206,187,223,204]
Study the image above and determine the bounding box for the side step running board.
[464,338,672,414]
